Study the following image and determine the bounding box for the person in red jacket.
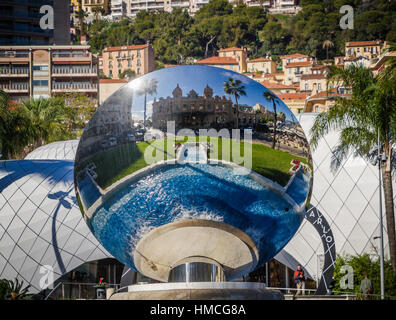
[294,265,306,295]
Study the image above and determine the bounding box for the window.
[109,61,113,68]
[317,83,322,92]
[109,52,112,59]
[33,80,48,86]
[137,59,141,66]
[118,61,122,68]
[137,68,140,75]
[305,83,309,91]
[298,109,303,114]
[128,60,132,67]
[109,70,113,77]
[137,51,141,57]
[33,65,48,71]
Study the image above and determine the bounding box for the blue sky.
[121,65,298,123]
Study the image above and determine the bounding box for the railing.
[52,83,98,90]
[52,68,97,75]
[0,83,29,91]
[45,282,121,300]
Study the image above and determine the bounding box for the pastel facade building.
[345,40,384,60]
[217,47,248,73]
[247,57,277,74]
[101,44,155,79]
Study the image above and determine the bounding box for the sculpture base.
[109,282,284,300]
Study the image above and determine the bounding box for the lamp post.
[376,128,385,300]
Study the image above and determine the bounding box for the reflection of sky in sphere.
[125,65,298,123]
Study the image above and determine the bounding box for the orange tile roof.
[278,93,307,100]
[218,47,245,52]
[248,57,272,63]
[346,40,382,47]
[260,81,296,90]
[99,79,128,83]
[285,61,313,67]
[307,90,351,100]
[196,56,238,65]
[311,65,328,70]
[280,53,309,59]
[104,44,149,52]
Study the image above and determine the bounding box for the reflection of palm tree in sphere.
[224,78,246,129]
[137,78,158,127]
[264,91,278,149]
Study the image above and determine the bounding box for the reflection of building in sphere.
[76,87,133,163]
[152,84,280,131]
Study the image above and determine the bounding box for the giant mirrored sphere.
[74,66,313,282]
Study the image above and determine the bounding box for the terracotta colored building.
[0,45,98,101]
[102,44,155,79]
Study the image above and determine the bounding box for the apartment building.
[217,47,248,73]
[195,56,240,72]
[247,57,277,74]
[260,80,298,95]
[0,0,70,46]
[111,0,126,20]
[99,78,128,104]
[0,45,99,101]
[345,40,384,60]
[283,60,313,85]
[101,44,155,79]
[300,74,327,95]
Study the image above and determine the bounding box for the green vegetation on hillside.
[86,0,396,64]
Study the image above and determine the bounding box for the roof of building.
[311,65,329,70]
[196,56,238,65]
[307,90,351,100]
[280,53,309,59]
[260,81,297,90]
[103,44,149,52]
[248,57,273,63]
[99,79,128,83]
[345,40,382,47]
[24,140,79,161]
[278,93,307,100]
[285,61,313,68]
[218,47,245,52]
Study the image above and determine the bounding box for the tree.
[310,65,396,271]
[332,254,396,298]
[0,91,31,159]
[263,91,279,149]
[322,39,334,62]
[137,78,158,127]
[22,97,76,148]
[224,78,246,129]
[119,69,136,80]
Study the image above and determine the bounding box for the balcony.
[52,82,98,93]
[0,68,29,77]
[52,68,98,77]
[0,83,29,93]
[52,52,92,63]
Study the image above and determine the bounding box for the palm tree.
[5,278,30,300]
[323,39,334,62]
[224,78,246,129]
[264,90,279,149]
[137,78,158,127]
[310,65,396,271]
[21,97,74,148]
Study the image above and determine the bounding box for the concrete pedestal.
[109,282,284,300]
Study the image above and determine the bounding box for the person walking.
[359,274,373,300]
[294,265,306,296]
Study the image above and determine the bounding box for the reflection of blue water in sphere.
[89,163,304,275]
